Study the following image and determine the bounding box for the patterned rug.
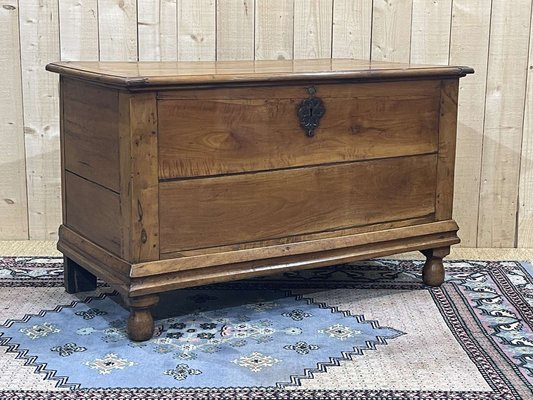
[0,257,532,399]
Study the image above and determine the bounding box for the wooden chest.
[46,59,473,341]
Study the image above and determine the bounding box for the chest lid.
[46,59,473,90]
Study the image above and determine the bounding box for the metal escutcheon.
[297,87,325,137]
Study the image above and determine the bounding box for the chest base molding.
[58,220,459,298]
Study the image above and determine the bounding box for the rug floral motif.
[0,257,532,400]
[0,285,403,388]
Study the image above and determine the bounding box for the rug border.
[0,387,503,400]
[0,258,530,399]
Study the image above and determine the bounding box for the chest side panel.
[64,171,121,255]
[62,78,120,192]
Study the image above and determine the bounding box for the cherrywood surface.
[436,79,460,220]
[46,59,473,89]
[62,78,120,192]
[118,92,160,263]
[159,154,437,252]
[59,77,66,223]
[59,225,130,286]
[134,220,458,279]
[125,294,159,342]
[58,226,130,296]
[158,80,439,178]
[162,215,436,259]
[421,247,450,286]
[130,224,460,297]
[157,80,440,100]
[50,60,471,340]
[64,171,121,256]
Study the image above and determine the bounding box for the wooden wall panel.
[58,0,99,61]
[449,0,491,247]
[332,0,372,59]
[178,0,215,61]
[410,0,452,64]
[19,0,61,240]
[478,0,532,247]
[138,0,177,61]
[293,0,333,59]
[371,0,413,62]
[216,0,254,60]
[98,0,138,61]
[255,0,293,60]
[518,10,533,247]
[0,1,28,239]
[3,1,533,248]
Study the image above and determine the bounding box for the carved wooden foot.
[64,256,97,294]
[125,295,159,342]
[420,247,449,287]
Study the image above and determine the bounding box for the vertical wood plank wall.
[1,0,533,248]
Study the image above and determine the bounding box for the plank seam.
[515,0,533,247]
[475,0,494,247]
[15,0,30,239]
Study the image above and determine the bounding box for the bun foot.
[124,295,159,341]
[420,247,449,287]
[422,257,445,286]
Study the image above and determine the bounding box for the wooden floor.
[1,241,531,261]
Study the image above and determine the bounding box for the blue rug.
[0,288,402,388]
[0,257,532,399]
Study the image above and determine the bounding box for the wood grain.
[58,225,130,294]
[162,216,436,259]
[119,92,160,262]
[158,80,440,178]
[138,0,178,61]
[58,0,99,61]
[435,79,459,220]
[62,79,120,192]
[478,0,532,247]
[255,0,293,61]
[332,0,372,59]
[293,0,333,59]
[157,79,445,100]
[159,154,438,252]
[51,59,469,340]
[371,0,413,62]
[131,222,460,296]
[64,171,121,256]
[216,0,254,60]
[139,220,452,277]
[45,59,474,89]
[177,0,216,61]
[449,0,491,247]
[0,1,28,239]
[98,0,138,61]
[19,0,61,240]
[59,76,66,223]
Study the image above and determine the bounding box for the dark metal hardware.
[297,87,325,137]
